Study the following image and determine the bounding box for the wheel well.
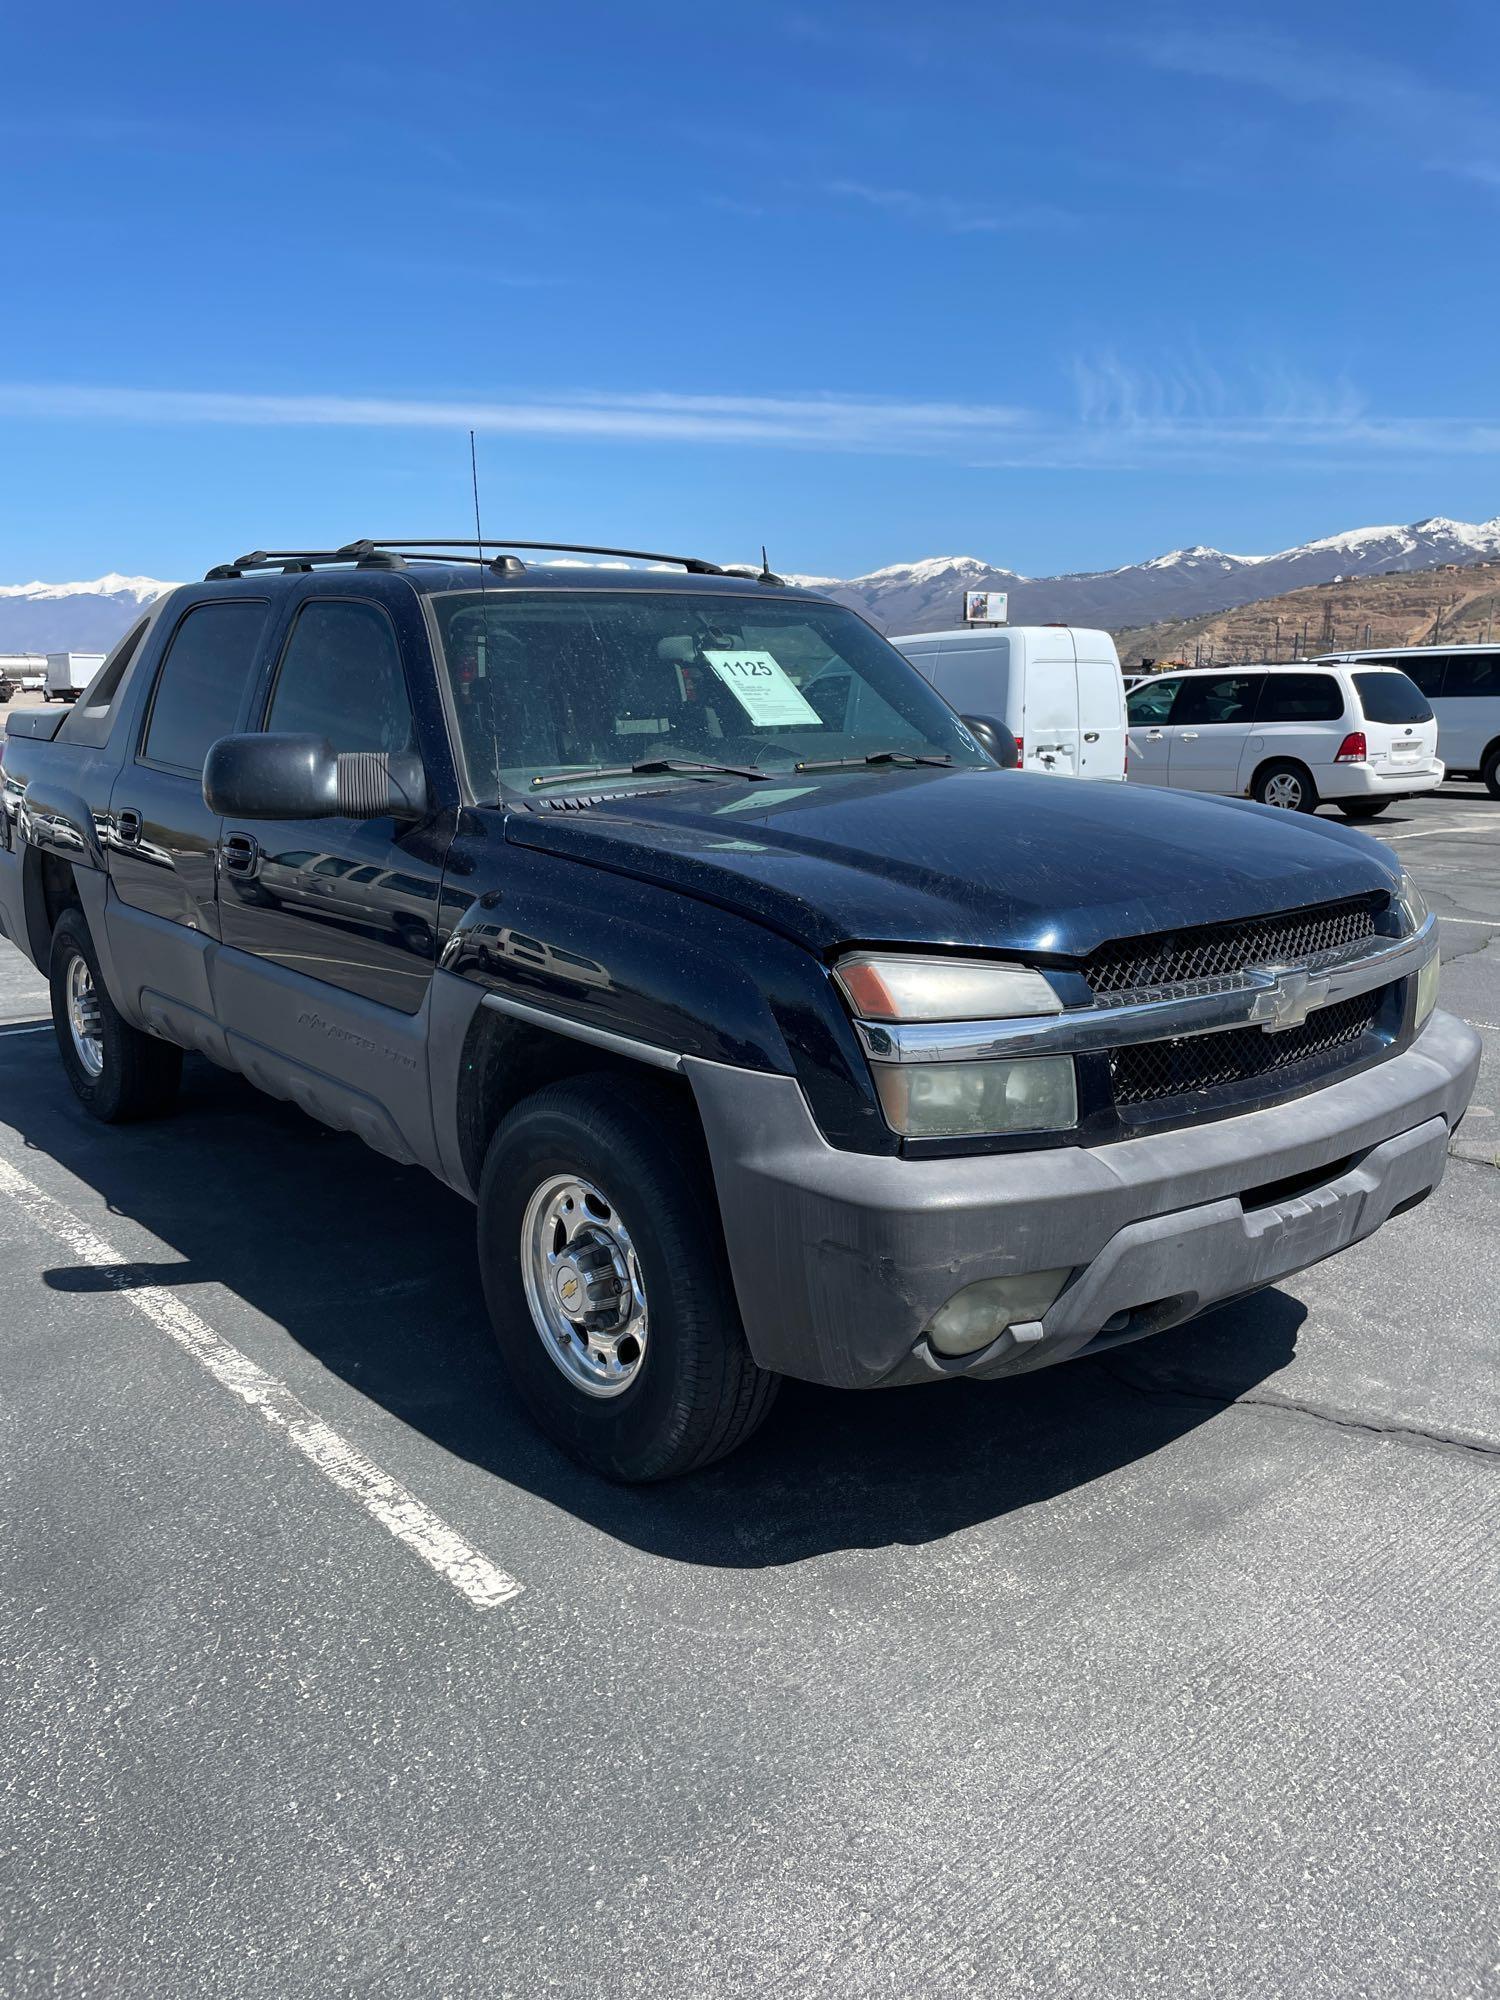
[1249,755,1314,797]
[21,848,81,965]
[454,1004,701,1193]
[1481,736,1500,773]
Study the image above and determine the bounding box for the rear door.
[1166,672,1266,794]
[1350,670,1438,775]
[1124,675,1180,786]
[1074,641,1126,778]
[1021,634,1080,776]
[106,596,269,978]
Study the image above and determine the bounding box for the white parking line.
[0,1023,52,1037]
[0,1156,522,1610]
[1439,915,1500,927]
[1382,825,1497,842]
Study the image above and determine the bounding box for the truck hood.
[503,768,1400,959]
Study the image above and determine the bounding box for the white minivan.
[1125,662,1442,817]
[1318,645,1500,798]
[892,625,1127,780]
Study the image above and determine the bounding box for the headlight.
[834,954,1060,1022]
[873,1055,1078,1138]
[1395,869,1429,936]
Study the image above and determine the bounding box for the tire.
[1336,798,1392,820]
[1253,760,1318,812]
[1483,747,1500,802]
[49,908,182,1122]
[477,1074,779,1482]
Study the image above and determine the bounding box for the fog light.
[874,1056,1078,1138]
[925,1269,1070,1357]
[1415,954,1440,1028]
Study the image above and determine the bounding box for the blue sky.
[3,0,1498,582]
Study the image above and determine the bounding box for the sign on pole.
[963,588,1007,625]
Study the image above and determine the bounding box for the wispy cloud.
[1,372,1498,472]
[823,179,1067,233]
[1132,25,1500,190]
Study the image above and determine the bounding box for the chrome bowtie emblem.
[1252,966,1331,1033]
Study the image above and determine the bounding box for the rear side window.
[1256,674,1343,723]
[266,600,414,755]
[1354,672,1433,725]
[1363,653,1447,697]
[142,601,268,774]
[1170,673,1264,725]
[1441,653,1500,697]
[58,615,151,748]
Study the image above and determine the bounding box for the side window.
[1369,654,1447,698]
[1126,677,1179,725]
[1171,673,1264,726]
[1442,652,1500,697]
[1256,673,1344,724]
[142,601,269,774]
[266,600,414,755]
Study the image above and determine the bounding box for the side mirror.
[204,733,429,822]
[961,713,1021,769]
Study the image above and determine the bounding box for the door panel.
[1075,653,1126,778]
[1165,673,1265,794]
[216,596,450,1019]
[1124,676,1179,787]
[106,598,270,949]
[1024,649,1080,776]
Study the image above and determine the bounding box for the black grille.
[1109,991,1382,1107]
[1083,897,1378,999]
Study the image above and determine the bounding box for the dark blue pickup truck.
[0,541,1479,1479]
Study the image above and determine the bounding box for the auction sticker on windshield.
[703,650,822,728]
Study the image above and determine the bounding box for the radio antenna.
[469,428,492,700]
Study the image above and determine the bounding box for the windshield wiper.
[794,750,954,773]
[530,757,771,790]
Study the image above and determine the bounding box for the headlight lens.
[834,954,1060,1022]
[874,1055,1078,1138]
[1415,953,1440,1028]
[1395,869,1429,936]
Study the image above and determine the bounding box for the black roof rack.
[205,538,743,581]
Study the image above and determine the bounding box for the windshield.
[1354,671,1433,725]
[430,589,990,798]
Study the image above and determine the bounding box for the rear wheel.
[49,909,182,1122]
[1254,761,1318,812]
[477,1075,778,1482]
[1336,798,1392,820]
[1483,747,1500,801]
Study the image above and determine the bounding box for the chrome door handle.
[1146,730,1164,741]
[116,808,142,845]
[1179,731,1200,741]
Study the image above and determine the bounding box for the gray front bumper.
[685,1008,1481,1390]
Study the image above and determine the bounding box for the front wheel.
[1254,761,1318,812]
[1336,798,1392,820]
[477,1075,778,1482]
[49,909,182,1122]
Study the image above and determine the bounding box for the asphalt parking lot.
[2,786,1497,1998]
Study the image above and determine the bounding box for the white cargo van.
[44,652,104,704]
[892,625,1127,779]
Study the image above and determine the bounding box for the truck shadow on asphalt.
[16,1048,1305,1568]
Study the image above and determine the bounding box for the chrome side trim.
[480,990,683,1072]
[856,915,1437,1065]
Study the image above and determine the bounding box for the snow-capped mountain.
[792,515,1500,633]
[0,574,176,652]
[5,515,1500,651]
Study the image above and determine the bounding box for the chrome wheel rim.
[66,954,105,1077]
[520,1174,648,1398]
[1264,772,1303,809]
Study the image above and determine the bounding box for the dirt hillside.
[1115,559,1500,669]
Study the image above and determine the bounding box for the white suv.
[1125,663,1443,818]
